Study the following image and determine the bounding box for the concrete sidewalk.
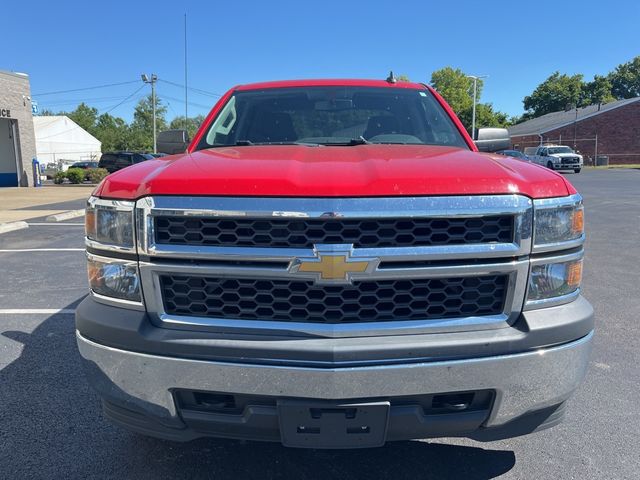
[0,185,94,223]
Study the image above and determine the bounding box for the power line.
[41,94,145,113]
[36,80,209,143]
[159,79,221,98]
[162,94,211,110]
[37,85,147,141]
[39,95,133,107]
[102,85,146,114]
[33,80,139,96]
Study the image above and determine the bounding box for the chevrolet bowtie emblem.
[289,245,380,285]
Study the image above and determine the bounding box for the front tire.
[574,168,581,173]
[546,161,554,170]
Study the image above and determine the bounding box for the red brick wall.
[511,101,640,165]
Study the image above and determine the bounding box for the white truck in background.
[524,145,583,173]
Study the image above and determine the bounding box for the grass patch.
[586,164,640,169]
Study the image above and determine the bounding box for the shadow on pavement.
[0,299,515,479]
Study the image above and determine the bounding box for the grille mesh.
[160,275,508,324]
[154,216,513,249]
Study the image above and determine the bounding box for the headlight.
[85,197,135,249]
[527,258,582,302]
[533,195,584,250]
[87,255,141,302]
[85,197,140,305]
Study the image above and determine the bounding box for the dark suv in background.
[70,161,99,169]
[98,152,154,174]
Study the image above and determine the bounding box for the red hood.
[95,145,572,200]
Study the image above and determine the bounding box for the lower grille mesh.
[160,275,508,324]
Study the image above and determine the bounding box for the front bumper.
[552,162,583,170]
[77,328,593,444]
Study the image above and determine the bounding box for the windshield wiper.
[251,141,320,146]
[209,140,320,148]
[208,140,254,148]
[323,136,371,146]
[370,141,422,145]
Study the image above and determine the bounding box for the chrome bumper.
[77,330,592,430]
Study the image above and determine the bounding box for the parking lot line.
[0,308,76,314]
[0,248,85,253]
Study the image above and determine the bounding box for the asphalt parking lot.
[0,169,638,479]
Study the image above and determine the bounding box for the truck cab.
[76,79,593,449]
[529,145,583,173]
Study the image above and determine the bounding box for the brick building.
[0,70,37,186]
[508,97,640,165]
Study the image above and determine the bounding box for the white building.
[33,116,101,168]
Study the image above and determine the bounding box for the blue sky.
[4,0,639,121]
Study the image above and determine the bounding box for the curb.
[46,209,86,222]
[0,221,29,235]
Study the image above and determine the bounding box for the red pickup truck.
[76,78,593,449]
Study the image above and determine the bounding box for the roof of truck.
[234,78,426,91]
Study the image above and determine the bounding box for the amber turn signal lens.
[85,208,96,238]
[567,261,583,289]
[572,209,584,235]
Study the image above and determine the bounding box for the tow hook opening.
[432,393,475,412]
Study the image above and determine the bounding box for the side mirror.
[157,130,190,155]
[474,128,511,153]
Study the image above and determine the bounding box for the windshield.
[196,86,468,150]
[548,147,574,154]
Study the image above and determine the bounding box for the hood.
[95,145,571,200]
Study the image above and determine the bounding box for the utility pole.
[184,14,188,131]
[466,75,488,140]
[573,105,579,149]
[141,73,158,153]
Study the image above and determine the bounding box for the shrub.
[66,168,85,184]
[86,168,109,184]
[53,171,66,184]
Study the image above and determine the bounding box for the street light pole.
[466,75,488,140]
[471,77,477,140]
[141,73,158,153]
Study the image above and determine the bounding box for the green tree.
[67,103,99,135]
[430,67,510,134]
[169,115,206,139]
[608,56,640,99]
[129,95,168,151]
[523,72,585,118]
[94,113,130,151]
[397,74,411,82]
[458,103,510,130]
[582,75,615,105]
[430,67,480,114]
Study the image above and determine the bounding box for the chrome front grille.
[154,215,514,249]
[136,195,532,337]
[160,275,509,324]
[561,157,579,165]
